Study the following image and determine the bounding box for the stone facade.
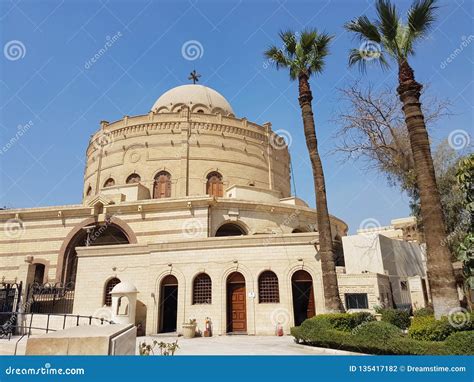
[0,84,427,337]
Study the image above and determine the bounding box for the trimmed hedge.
[291,315,473,355]
[310,312,374,332]
[378,308,411,329]
[291,319,448,355]
[353,321,403,342]
[408,314,474,341]
[444,332,474,355]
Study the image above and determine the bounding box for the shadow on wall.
[136,299,147,336]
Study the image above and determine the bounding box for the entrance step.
[149,332,180,338]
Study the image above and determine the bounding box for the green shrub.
[311,312,374,332]
[408,316,454,341]
[408,314,474,341]
[378,308,411,329]
[413,307,434,317]
[444,332,474,355]
[291,318,447,355]
[353,321,403,342]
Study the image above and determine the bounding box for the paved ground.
[138,335,361,356]
[1,334,361,356]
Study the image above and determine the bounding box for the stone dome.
[151,84,234,116]
[111,281,138,294]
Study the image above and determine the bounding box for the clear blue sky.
[1,0,472,233]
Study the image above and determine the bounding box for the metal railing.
[0,312,114,339]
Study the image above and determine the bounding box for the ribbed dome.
[151,84,234,116]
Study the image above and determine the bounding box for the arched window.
[206,172,223,197]
[258,271,280,303]
[334,235,345,267]
[126,173,141,184]
[104,277,121,306]
[215,223,246,237]
[86,186,92,196]
[192,273,212,304]
[104,178,115,188]
[153,171,171,198]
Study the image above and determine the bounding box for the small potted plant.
[182,318,197,338]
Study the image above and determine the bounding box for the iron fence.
[26,282,75,314]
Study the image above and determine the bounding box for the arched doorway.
[291,270,316,326]
[61,224,130,286]
[159,275,178,333]
[226,272,246,333]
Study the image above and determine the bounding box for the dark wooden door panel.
[228,283,246,332]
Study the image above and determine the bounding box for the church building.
[0,83,427,336]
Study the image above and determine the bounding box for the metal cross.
[188,70,201,84]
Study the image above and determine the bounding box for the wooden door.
[228,283,246,332]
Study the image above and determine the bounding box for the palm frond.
[264,46,291,70]
[408,0,438,39]
[300,29,317,54]
[314,32,333,58]
[278,30,297,56]
[376,0,399,42]
[348,47,390,73]
[345,15,381,42]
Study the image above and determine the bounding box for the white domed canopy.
[111,281,138,294]
[152,84,234,116]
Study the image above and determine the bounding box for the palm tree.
[345,0,460,317]
[265,30,343,313]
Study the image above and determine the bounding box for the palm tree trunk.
[397,60,460,318]
[298,73,343,313]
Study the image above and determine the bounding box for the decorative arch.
[55,217,137,283]
[191,103,209,114]
[215,221,248,237]
[258,270,280,303]
[206,171,223,197]
[103,178,115,188]
[171,103,185,113]
[126,173,141,184]
[192,273,212,304]
[153,171,172,199]
[104,277,121,306]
